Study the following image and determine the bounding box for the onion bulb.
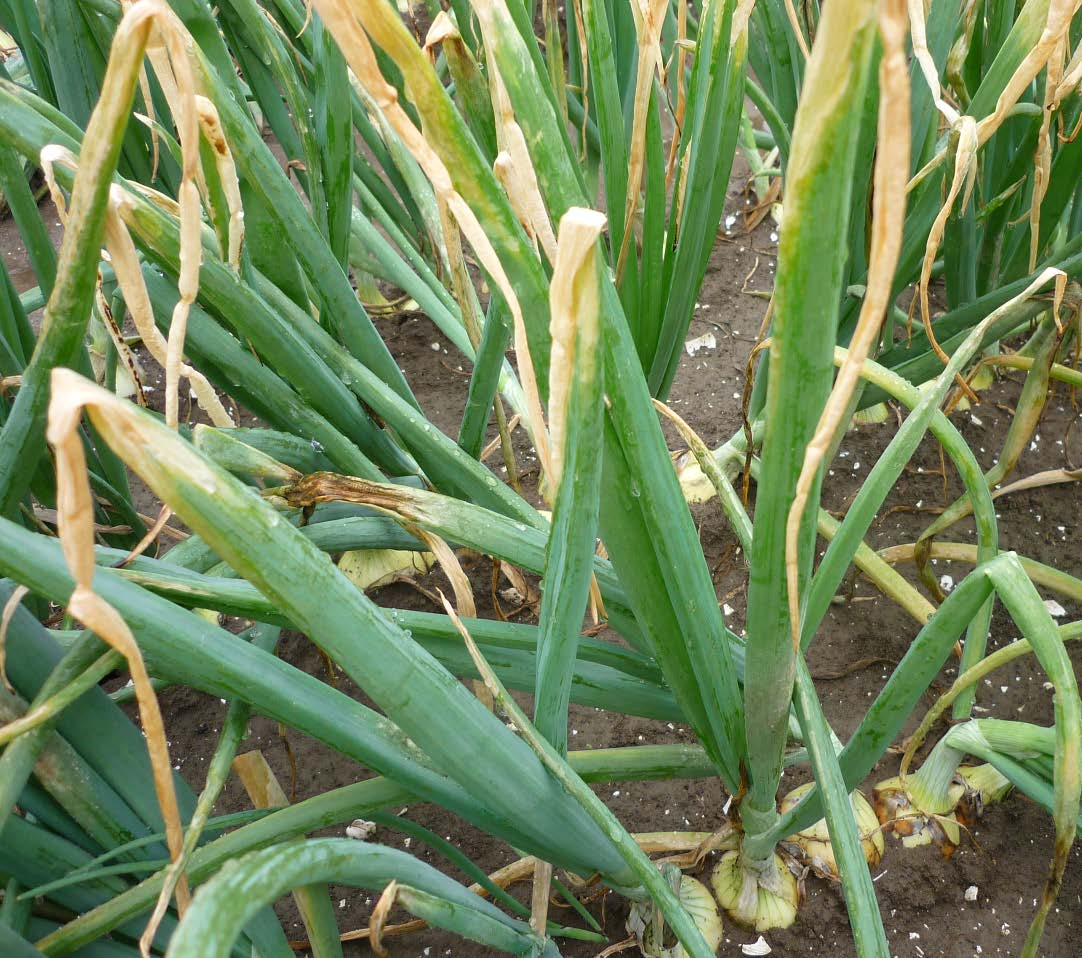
[627,874,723,958]
[778,783,884,880]
[874,763,1011,857]
[711,851,798,932]
[873,776,964,855]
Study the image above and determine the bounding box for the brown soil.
[7,170,1082,957]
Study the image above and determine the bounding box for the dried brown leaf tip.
[548,207,606,488]
[46,369,189,933]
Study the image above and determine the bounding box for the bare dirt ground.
[5,165,1082,957]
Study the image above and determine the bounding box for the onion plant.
[0,1,1080,957]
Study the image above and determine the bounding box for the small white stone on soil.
[741,935,772,955]
[965,885,979,901]
[1044,598,1067,617]
[684,332,717,356]
[346,819,376,841]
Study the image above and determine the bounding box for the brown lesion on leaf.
[283,471,421,518]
